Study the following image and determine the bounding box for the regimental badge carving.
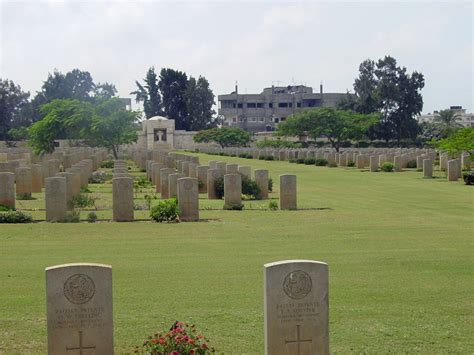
[283,270,312,300]
[184,180,193,190]
[63,274,96,304]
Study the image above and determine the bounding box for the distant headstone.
[207,168,221,200]
[369,156,378,172]
[46,263,113,355]
[226,164,239,174]
[224,174,242,209]
[197,166,209,193]
[280,175,297,210]
[447,159,460,181]
[57,172,75,211]
[15,167,32,199]
[0,172,15,208]
[177,177,199,221]
[238,166,251,178]
[45,177,67,222]
[31,164,43,192]
[423,159,433,178]
[264,260,329,355]
[393,156,402,172]
[160,168,175,199]
[169,173,183,199]
[255,169,269,199]
[112,177,134,221]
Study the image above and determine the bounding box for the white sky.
[1,0,473,114]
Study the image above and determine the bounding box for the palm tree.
[434,109,463,137]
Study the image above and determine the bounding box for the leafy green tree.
[94,82,117,100]
[159,68,188,130]
[28,98,138,158]
[277,107,378,151]
[434,128,474,161]
[342,56,425,143]
[131,66,163,119]
[7,127,29,141]
[434,109,463,138]
[185,76,216,130]
[0,79,31,140]
[193,127,251,148]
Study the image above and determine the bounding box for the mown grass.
[0,153,472,353]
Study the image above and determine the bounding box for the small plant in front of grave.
[0,211,32,223]
[89,171,109,184]
[16,193,35,200]
[264,155,274,161]
[134,176,152,193]
[230,154,236,157]
[258,155,265,160]
[150,198,180,223]
[268,200,279,211]
[63,211,80,223]
[224,202,244,210]
[134,321,215,354]
[80,187,92,193]
[268,178,273,192]
[296,158,305,164]
[406,160,417,169]
[347,160,356,167]
[86,211,98,223]
[315,158,328,166]
[72,193,96,208]
[381,162,395,172]
[143,194,158,210]
[238,153,246,158]
[197,179,204,190]
[214,177,224,199]
[462,171,474,185]
[304,158,316,165]
[289,159,296,163]
[328,161,338,168]
[245,154,253,159]
[0,204,15,212]
[241,175,261,200]
[100,160,114,169]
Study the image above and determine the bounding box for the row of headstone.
[45,259,328,354]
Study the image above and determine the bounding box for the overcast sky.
[1,0,472,114]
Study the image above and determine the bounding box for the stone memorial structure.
[45,263,113,355]
[207,168,221,200]
[197,166,209,193]
[160,168,175,199]
[31,164,43,192]
[15,167,32,199]
[169,173,183,199]
[423,159,433,178]
[0,172,15,209]
[224,174,242,209]
[264,260,329,355]
[255,169,269,200]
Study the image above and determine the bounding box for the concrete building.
[417,106,474,128]
[218,84,348,132]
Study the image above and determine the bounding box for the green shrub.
[304,158,316,165]
[463,171,474,185]
[315,158,328,166]
[230,154,236,157]
[87,211,97,223]
[268,178,273,192]
[242,175,261,200]
[347,160,356,167]
[289,159,296,163]
[381,162,395,172]
[0,211,32,223]
[264,155,274,161]
[245,154,253,159]
[100,160,114,169]
[80,187,91,193]
[89,171,110,184]
[150,198,180,222]
[268,201,278,210]
[16,193,34,200]
[224,203,244,210]
[296,158,305,164]
[72,194,96,208]
[406,159,417,169]
[214,176,224,199]
[0,204,14,212]
[64,211,80,223]
[328,161,338,168]
[134,176,152,192]
[238,153,246,158]
[258,155,265,160]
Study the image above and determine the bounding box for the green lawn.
[0,153,472,353]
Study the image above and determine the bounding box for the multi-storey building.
[218,84,347,132]
[417,106,474,128]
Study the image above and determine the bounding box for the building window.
[297,102,301,107]
[233,117,237,122]
[233,103,236,108]
[257,103,264,108]
[269,103,273,108]
[281,117,286,121]
[275,118,280,123]
[260,117,265,122]
[237,103,243,108]
[247,103,256,108]
[278,102,289,108]
[289,103,292,108]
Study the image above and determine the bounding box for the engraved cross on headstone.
[285,324,312,355]
[66,331,96,354]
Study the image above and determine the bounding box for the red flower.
[159,338,165,345]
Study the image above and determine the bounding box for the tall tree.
[131,66,162,119]
[434,109,463,138]
[185,76,216,131]
[159,68,188,130]
[94,82,117,100]
[0,79,30,140]
[343,56,425,143]
[277,107,378,152]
